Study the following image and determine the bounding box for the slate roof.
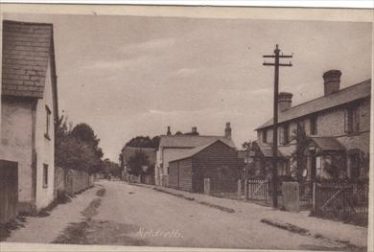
[159,135,236,149]
[256,79,371,130]
[2,20,54,98]
[309,137,345,151]
[122,146,156,165]
[256,141,284,158]
[169,139,233,163]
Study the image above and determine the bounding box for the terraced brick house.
[254,70,371,182]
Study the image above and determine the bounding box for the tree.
[101,158,121,178]
[56,135,100,173]
[291,122,310,181]
[242,140,252,150]
[127,150,150,176]
[55,116,103,174]
[71,123,103,159]
[124,136,160,149]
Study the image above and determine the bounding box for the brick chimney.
[323,70,341,96]
[278,92,293,112]
[167,126,171,136]
[192,127,197,134]
[225,122,232,139]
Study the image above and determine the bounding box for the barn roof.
[169,139,234,163]
[256,79,371,130]
[159,135,235,149]
[2,20,54,98]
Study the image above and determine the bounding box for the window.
[315,156,322,178]
[43,164,48,188]
[345,106,359,134]
[280,124,289,145]
[349,152,360,179]
[45,106,51,140]
[262,130,267,143]
[310,115,318,135]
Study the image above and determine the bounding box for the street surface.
[3,180,368,251]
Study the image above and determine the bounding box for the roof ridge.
[3,19,53,27]
[256,79,371,130]
[169,139,231,162]
[283,79,371,112]
[160,135,225,138]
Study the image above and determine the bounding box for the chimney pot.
[225,122,232,139]
[323,69,341,95]
[278,92,293,112]
[167,126,171,136]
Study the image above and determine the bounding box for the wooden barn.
[168,140,243,193]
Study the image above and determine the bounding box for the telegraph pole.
[263,44,292,208]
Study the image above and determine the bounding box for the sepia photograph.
[0,3,373,252]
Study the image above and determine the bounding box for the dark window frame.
[282,123,289,145]
[45,105,51,140]
[310,115,318,135]
[345,105,360,135]
[43,164,49,188]
[262,130,267,143]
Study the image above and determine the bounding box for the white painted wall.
[0,97,34,204]
[34,57,56,210]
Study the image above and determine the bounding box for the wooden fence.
[203,178,238,198]
[247,179,269,201]
[0,160,18,224]
[313,181,368,225]
[55,167,94,197]
[299,181,313,209]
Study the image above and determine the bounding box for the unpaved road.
[3,180,367,251]
[72,180,363,250]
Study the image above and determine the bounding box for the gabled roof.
[2,20,54,98]
[256,141,283,158]
[169,139,234,163]
[309,137,345,152]
[255,141,296,158]
[159,135,235,149]
[256,79,371,130]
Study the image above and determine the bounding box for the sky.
[3,13,372,161]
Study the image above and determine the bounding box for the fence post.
[204,178,210,195]
[245,179,249,200]
[237,179,242,199]
[312,182,316,212]
[265,180,268,202]
[353,183,358,204]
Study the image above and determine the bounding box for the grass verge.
[260,218,366,252]
[153,187,235,213]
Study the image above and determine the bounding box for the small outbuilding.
[168,140,243,193]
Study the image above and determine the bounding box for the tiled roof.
[2,20,53,98]
[310,137,345,151]
[256,80,371,130]
[256,141,284,158]
[159,135,236,149]
[169,139,233,163]
[122,146,156,165]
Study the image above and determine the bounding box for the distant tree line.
[124,136,160,149]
